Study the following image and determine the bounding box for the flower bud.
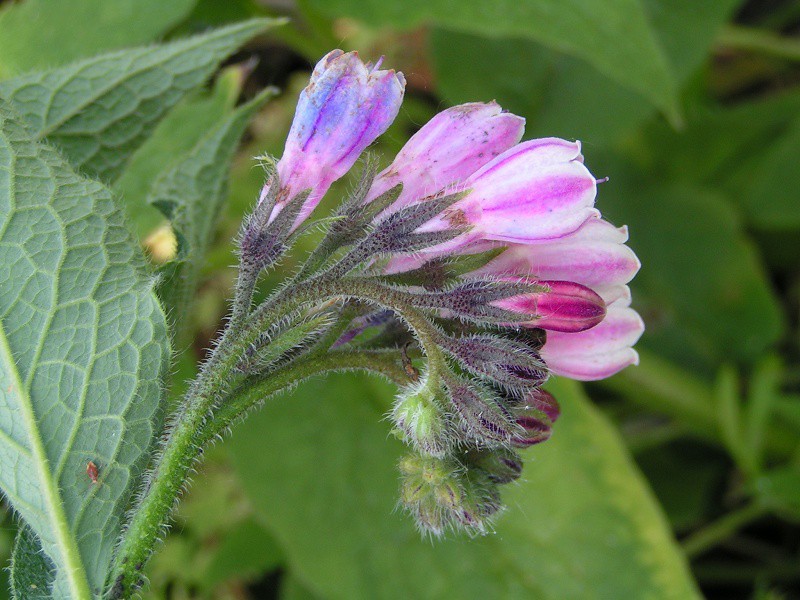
[398,452,502,536]
[443,375,520,448]
[492,279,606,332]
[509,389,560,448]
[264,50,405,229]
[392,373,454,457]
[467,447,524,484]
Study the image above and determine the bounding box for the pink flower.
[474,218,641,304]
[366,102,524,213]
[385,138,600,260]
[264,50,405,227]
[541,297,645,381]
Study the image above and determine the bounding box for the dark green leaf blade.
[10,525,55,600]
[307,0,679,118]
[229,374,700,599]
[0,0,197,79]
[0,100,169,596]
[0,18,279,183]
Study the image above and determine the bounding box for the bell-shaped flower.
[541,296,645,381]
[491,278,607,333]
[366,102,524,212]
[474,218,641,303]
[265,49,405,227]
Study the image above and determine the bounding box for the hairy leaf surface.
[0,101,169,597]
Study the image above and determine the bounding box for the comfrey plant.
[0,41,642,598]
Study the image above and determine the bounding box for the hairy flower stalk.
[110,50,643,595]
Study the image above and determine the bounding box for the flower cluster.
[239,50,643,535]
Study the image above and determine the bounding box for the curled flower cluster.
[240,50,643,535]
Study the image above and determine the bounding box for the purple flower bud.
[366,102,524,213]
[265,50,405,228]
[491,279,607,333]
[509,390,561,448]
[525,388,560,424]
[541,297,645,381]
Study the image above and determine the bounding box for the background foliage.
[0,0,799,598]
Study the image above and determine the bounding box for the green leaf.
[431,0,743,144]
[308,0,679,119]
[0,102,169,597]
[639,90,800,229]
[202,518,283,588]
[113,64,248,240]
[149,89,275,340]
[752,467,800,521]
[0,0,197,80]
[10,525,55,600]
[281,573,324,600]
[0,18,279,183]
[229,374,700,599]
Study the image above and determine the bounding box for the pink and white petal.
[469,161,599,243]
[541,302,644,381]
[468,138,584,181]
[545,346,640,381]
[368,102,525,210]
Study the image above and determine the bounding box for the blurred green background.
[1,0,799,598]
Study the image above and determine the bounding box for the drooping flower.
[473,218,641,304]
[263,50,405,227]
[540,296,645,381]
[240,50,646,537]
[366,102,525,213]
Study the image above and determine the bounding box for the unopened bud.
[467,447,524,484]
[392,373,454,457]
[398,452,502,536]
[443,375,520,447]
[509,391,560,448]
[492,279,606,332]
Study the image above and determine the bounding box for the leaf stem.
[718,25,800,62]
[598,350,798,458]
[681,503,767,559]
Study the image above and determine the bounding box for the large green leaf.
[0,102,169,597]
[0,0,197,79]
[639,91,800,230]
[229,374,700,599]
[307,0,678,119]
[431,0,743,144]
[0,19,278,183]
[113,65,247,239]
[149,88,274,341]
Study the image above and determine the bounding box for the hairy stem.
[108,275,422,596]
[203,349,408,444]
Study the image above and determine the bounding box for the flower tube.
[265,50,405,227]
